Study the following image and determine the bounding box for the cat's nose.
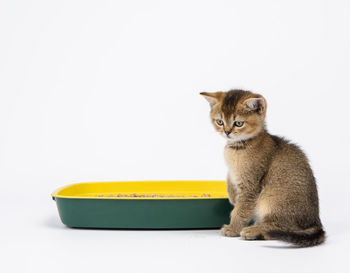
[225,130,231,136]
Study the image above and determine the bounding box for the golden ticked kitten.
[201,89,325,247]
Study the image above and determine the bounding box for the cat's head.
[200,90,267,143]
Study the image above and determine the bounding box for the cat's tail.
[266,226,326,247]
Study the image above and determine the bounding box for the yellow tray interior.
[52,180,228,200]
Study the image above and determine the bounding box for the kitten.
[201,89,325,247]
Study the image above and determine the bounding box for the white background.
[1,0,350,272]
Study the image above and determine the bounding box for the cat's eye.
[234,121,244,127]
[216,119,224,126]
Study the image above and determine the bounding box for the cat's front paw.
[221,224,240,237]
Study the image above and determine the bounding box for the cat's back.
[270,135,310,164]
[268,134,316,186]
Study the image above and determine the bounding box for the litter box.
[51,180,233,229]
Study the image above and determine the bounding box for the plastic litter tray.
[52,180,232,229]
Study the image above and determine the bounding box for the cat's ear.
[200,92,224,108]
[243,96,266,114]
